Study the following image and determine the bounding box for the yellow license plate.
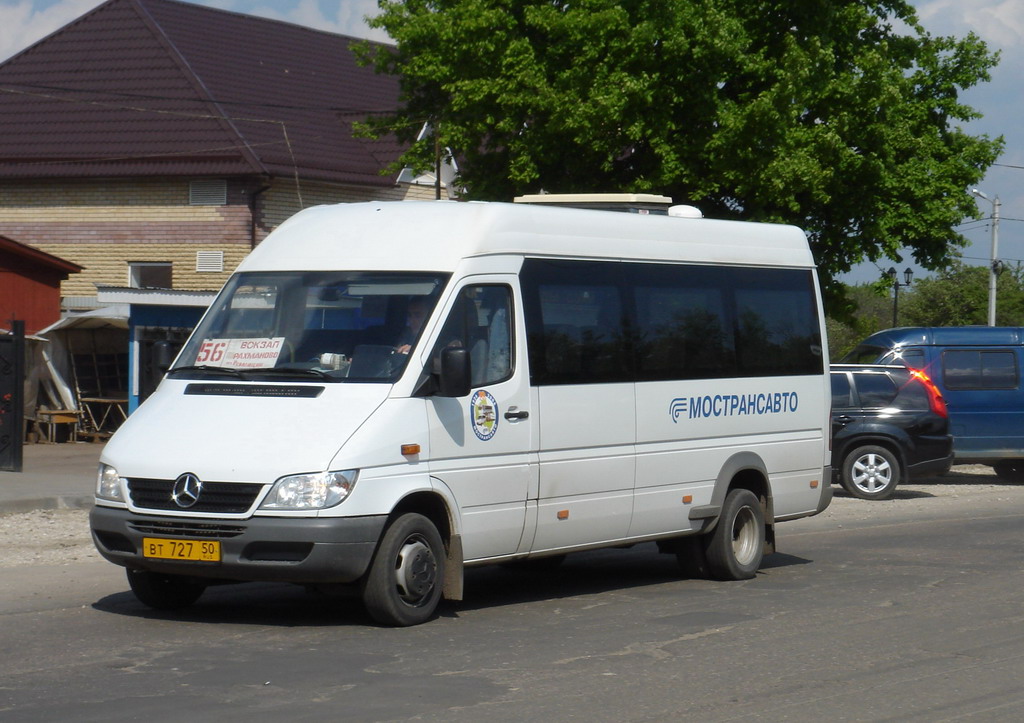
[142,537,221,562]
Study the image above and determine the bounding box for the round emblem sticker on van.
[470,390,499,441]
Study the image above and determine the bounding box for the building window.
[129,262,172,289]
[189,179,227,205]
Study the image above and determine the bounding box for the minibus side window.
[631,265,821,380]
[522,259,820,385]
[521,260,628,385]
[632,266,734,380]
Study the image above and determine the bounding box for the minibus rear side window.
[733,268,821,376]
[942,349,1019,390]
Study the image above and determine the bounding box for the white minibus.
[90,199,832,626]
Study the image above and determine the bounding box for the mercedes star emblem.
[171,473,203,509]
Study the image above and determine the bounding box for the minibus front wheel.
[126,568,206,610]
[362,513,445,626]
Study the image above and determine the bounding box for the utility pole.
[971,188,1001,326]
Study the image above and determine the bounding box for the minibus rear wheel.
[126,569,206,610]
[703,488,764,581]
[362,513,445,627]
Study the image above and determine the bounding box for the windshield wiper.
[241,367,335,381]
[167,365,246,378]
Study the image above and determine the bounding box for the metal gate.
[0,320,25,472]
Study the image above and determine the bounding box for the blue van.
[842,327,1024,480]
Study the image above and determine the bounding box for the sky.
[1,0,1021,287]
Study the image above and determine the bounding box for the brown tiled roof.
[0,234,84,274]
[0,0,404,185]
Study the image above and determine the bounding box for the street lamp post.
[887,267,913,328]
[971,188,1001,327]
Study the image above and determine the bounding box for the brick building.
[0,0,445,311]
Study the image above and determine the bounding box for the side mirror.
[153,340,175,373]
[438,347,471,397]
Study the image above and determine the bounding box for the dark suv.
[831,364,953,500]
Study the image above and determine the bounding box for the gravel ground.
[1,465,1020,569]
[0,508,101,568]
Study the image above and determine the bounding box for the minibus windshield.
[170,271,448,382]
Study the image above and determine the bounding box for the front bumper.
[90,505,387,584]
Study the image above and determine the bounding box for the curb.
[0,495,94,517]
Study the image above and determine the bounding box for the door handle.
[504,407,529,420]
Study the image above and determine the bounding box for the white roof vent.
[513,193,674,214]
[668,205,703,219]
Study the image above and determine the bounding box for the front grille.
[127,478,264,513]
[128,520,247,538]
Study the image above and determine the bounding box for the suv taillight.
[909,368,947,418]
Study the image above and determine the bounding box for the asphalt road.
[2,469,1023,722]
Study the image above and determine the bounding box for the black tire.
[841,444,900,500]
[703,488,765,581]
[126,569,206,610]
[992,460,1024,482]
[362,513,445,627]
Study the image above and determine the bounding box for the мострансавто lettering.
[669,392,798,422]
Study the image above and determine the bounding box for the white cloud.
[223,0,388,41]
[0,0,387,62]
[917,0,1024,50]
[0,0,103,61]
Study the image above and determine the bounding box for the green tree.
[358,0,1002,295]
[901,263,1024,326]
[826,281,896,360]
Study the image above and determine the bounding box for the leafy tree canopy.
[358,0,1003,296]
[827,264,1024,359]
[901,263,1024,327]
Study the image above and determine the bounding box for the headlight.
[259,470,358,510]
[96,463,126,502]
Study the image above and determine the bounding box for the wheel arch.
[709,451,775,554]
[389,488,464,601]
